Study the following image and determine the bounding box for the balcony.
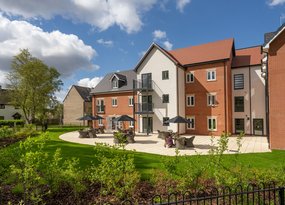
[133,79,154,92]
[96,105,105,114]
[135,103,154,114]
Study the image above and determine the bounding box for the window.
[163,117,169,126]
[98,118,103,126]
[207,93,216,106]
[235,96,244,112]
[235,118,245,134]
[208,117,217,131]
[207,70,216,81]
[186,95,195,106]
[187,116,195,130]
[112,98,118,107]
[0,104,5,109]
[112,78,118,88]
[234,74,244,90]
[0,116,4,120]
[128,96,134,106]
[162,70,169,80]
[186,72,194,83]
[162,94,169,103]
[129,121,134,128]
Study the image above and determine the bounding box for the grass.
[2,126,285,180]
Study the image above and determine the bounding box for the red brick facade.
[268,29,285,149]
[92,92,137,131]
[185,61,233,136]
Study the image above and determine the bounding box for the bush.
[14,124,38,138]
[0,120,25,127]
[88,144,140,200]
[0,126,15,138]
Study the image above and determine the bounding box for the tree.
[7,49,63,124]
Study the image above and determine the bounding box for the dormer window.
[112,78,118,88]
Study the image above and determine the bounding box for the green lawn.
[42,127,285,179]
[2,126,285,180]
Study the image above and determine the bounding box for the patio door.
[235,118,245,134]
[143,117,153,133]
[141,73,152,89]
[142,95,152,112]
[253,119,264,135]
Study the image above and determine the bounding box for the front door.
[143,117,153,133]
[253,119,264,135]
[235,118,245,134]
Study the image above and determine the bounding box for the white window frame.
[129,121,134,128]
[112,98,118,107]
[96,98,104,112]
[186,116,195,130]
[186,72,194,83]
[128,96,134,107]
[186,95,195,107]
[207,116,217,131]
[112,78,118,88]
[207,69,216,81]
[207,93,217,106]
[98,118,103,126]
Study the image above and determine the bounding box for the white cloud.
[153,30,167,40]
[97,39,114,47]
[268,0,285,5]
[77,76,103,88]
[163,41,173,50]
[0,15,97,78]
[138,50,147,57]
[0,70,8,87]
[0,0,158,33]
[176,0,191,12]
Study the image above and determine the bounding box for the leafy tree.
[7,49,63,124]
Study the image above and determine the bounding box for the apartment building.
[263,24,285,149]
[91,70,137,132]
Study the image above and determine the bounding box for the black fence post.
[279,187,285,205]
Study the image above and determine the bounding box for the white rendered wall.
[232,65,266,135]
[137,47,181,133]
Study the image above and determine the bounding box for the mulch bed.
[0,136,25,148]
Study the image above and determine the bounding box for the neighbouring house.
[63,85,91,126]
[90,70,137,132]
[263,24,285,149]
[0,86,23,120]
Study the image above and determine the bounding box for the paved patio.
[59,131,271,156]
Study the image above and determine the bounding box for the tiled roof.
[264,23,285,46]
[232,46,262,68]
[168,38,235,66]
[91,70,136,95]
[73,85,91,102]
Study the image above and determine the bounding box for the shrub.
[0,126,15,138]
[113,131,127,144]
[88,144,140,200]
[14,124,38,138]
[0,120,25,127]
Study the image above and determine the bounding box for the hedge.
[0,120,25,127]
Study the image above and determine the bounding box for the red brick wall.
[92,92,137,131]
[185,61,232,136]
[268,30,285,149]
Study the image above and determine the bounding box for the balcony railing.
[135,103,154,114]
[96,105,105,114]
[133,79,154,91]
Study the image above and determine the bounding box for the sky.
[0,0,284,101]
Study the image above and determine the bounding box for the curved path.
[59,131,270,156]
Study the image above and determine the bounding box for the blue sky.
[0,0,284,101]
